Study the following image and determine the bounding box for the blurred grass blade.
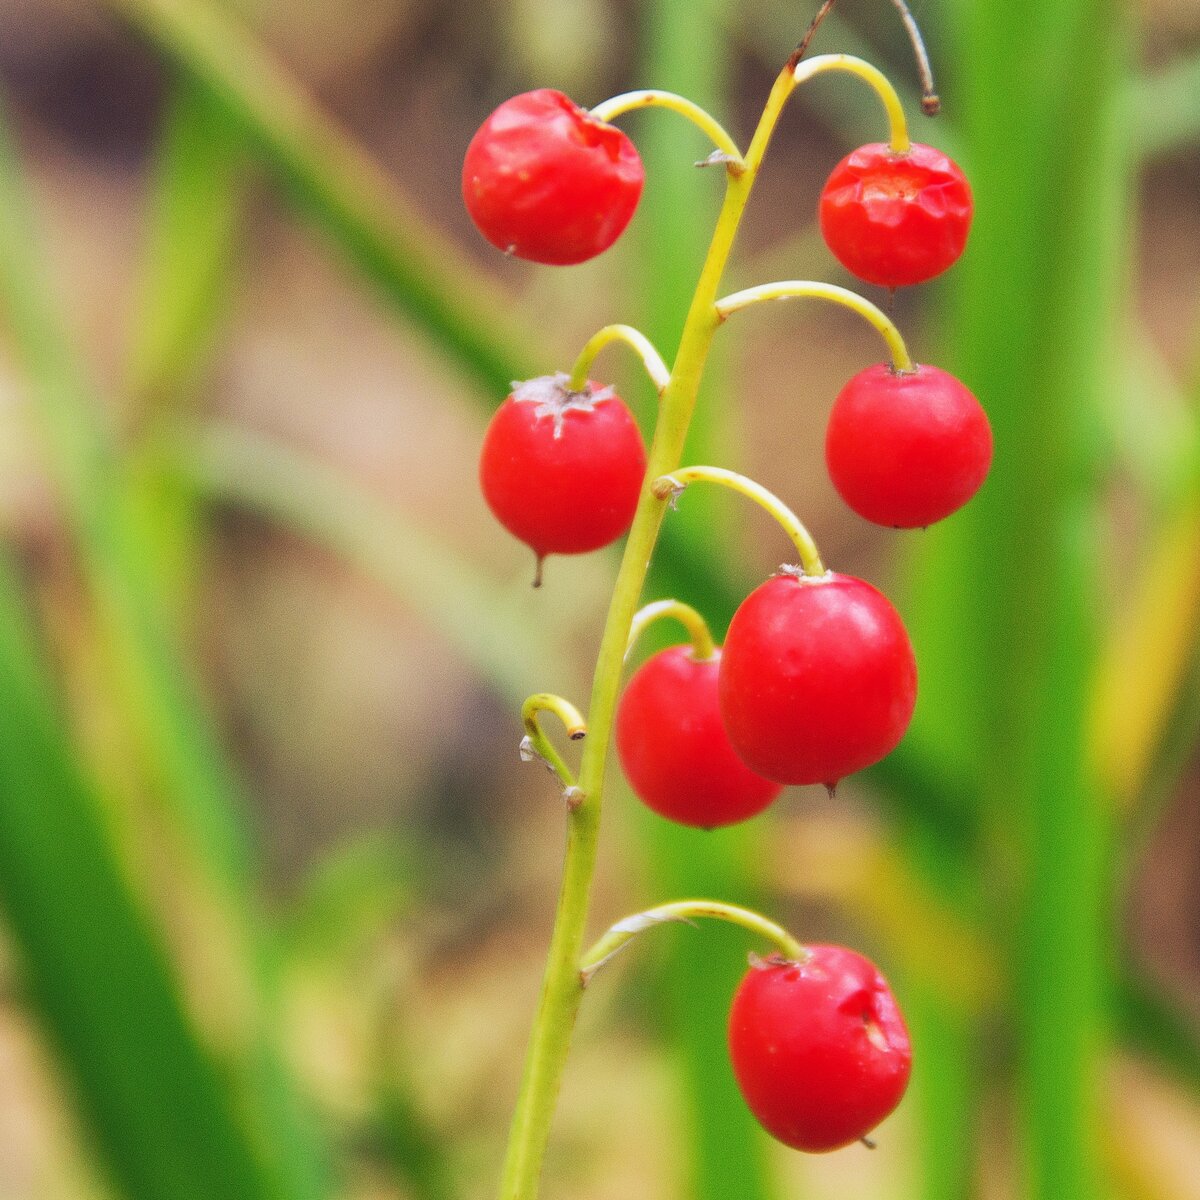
[176,420,570,703]
[902,985,980,1200]
[369,1082,459,1200]
[124,74,249,625]
[0,559,282,1200]
[864,737,980,858]
[126,74,246,413]
[1094,342,1200,822]
[0,93,330,1200]
[281,834,414,967]
[1109,329,1198,507]
[279,837,456,1200]
[105,0,537,396]
[1127,51,1200,160]
[863,781,987,1200]
[1116,970,1200,1103]
[1091,490,1200,810]
[1128,624,1200,834]
[867,749,1200,1114]
[0,88,251,886]
[908,2,1131,1196]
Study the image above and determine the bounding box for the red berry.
[718,572,916,787]
[479,374,646,563]
[462,89,644,265]
[818,142,973,288]
[616,645,783,828]
[825,363,992,528]
[728,946,912,1152]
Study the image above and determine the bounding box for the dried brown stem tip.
[787,0,941,116]
[786,0,838,72]
[887,0,941,115]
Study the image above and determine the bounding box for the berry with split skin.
[818,142,973,288]
[479,374,646,579]
[718,571,917,787]
[462,89,645,265]
[825,362,992,528]
[616,644,783,829]
[728,945,912,1153]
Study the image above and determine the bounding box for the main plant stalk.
[496,65,798,1200]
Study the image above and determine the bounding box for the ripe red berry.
[616,645,783,829]
[825,362,992,528]
[718,572,916,787]
[818,142,973,288]
[479,374,646,570]
[728,946,912,1153]
[462,89,645,265]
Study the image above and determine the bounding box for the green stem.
[580,900,806,985]
[589,90,744,166]
[715,280,914,371]
[520,694,587,793]
[791,54,910,152]
[567,324,671,395]
[496,62,803,1200]
[626,599,716,661]
[652,465,827,576]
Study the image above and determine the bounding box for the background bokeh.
[0,0,1197,1198]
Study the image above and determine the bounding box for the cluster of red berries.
[463,90,973,288]
[469,88,990,552]
[467,79,978,1156]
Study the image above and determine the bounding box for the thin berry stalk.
[580,900,807,983]
[626,599,716,661]
[651,466,827,577]
[496,63,801,1200]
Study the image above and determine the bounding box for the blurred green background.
[0,0,1197,1197]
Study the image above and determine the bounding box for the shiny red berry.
[818,142,972,288]
[462,89,644,265]
[728,946,912,1153]
[826,363,993,528]
[718,572,916,787]
[616,645,783,829]
[479,374,646,566]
